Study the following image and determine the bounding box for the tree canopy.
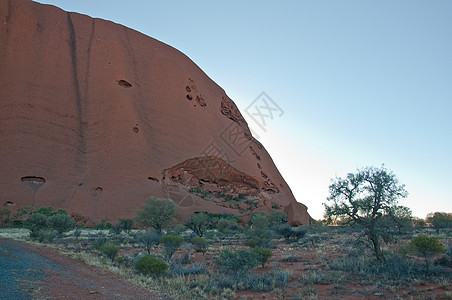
[324,165,410,262]
[135,197,177,233]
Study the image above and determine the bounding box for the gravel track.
[0,238,168,300]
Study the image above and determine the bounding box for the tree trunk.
[369,230,384,262]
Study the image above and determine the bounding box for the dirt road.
[0,238,168,299]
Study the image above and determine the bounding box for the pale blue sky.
[36,0,451,219]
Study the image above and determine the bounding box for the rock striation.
[0,0,312,225]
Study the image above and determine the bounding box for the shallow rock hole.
[117,80,132,88]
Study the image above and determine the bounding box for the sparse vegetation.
[2,195,451,299]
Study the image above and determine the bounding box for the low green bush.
[217,218,242,234]
[409,235,445,270]
[46,213,75,235]
[134,255,168,276]
[273,224,306,242]
[215,249,259,279]
[252,247,272,267]
[99,242,120,261]
[25,213,48,232]
[160,234,184,260]
[30,229,57,243]
[245,236,271,248]
[191,236,208,254]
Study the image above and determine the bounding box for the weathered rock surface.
[0,0,311,225]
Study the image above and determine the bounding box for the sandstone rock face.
[0,0,311,225]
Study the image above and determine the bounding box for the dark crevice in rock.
[118,80,132,88]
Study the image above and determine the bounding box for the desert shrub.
[91,232,109,250]
[97,218,112,230]
[191,236,208,254]
[160,234,184,260]
[245,236,271,248]
[134,255,168,276]
[268,210,288,226]
[435,245,452,267]
[180,252,191,265]
[426,212,452,233]
[329,253,423,283]
[0,209,11,227]
[110,223,123,235]
[33,206,54,216]
[135,197,177,233]
[25,213,48,232]
[217,218,241,234]
[119,218,134,234]
[46,213,75,235]
[135,230,161,254]
[273,224,307,242]
[110,219,133,235]
[212,269,288,291]
[409,235,445,270]
[215,249,259,279]
[185,212,208,237]
[166,263,206,277]
[250,212,270,231]
[115,256,124,265]
[99,242,120,261]
[301,270,344,285]
[300,234,326,247]
[281,255,299,262]
[205,213,241,229]
[252,247,272,267]
[30,229,57,243]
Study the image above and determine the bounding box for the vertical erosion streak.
[66,13,86,162]
[84,19,94,100]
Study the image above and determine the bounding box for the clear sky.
[35,0,451,220]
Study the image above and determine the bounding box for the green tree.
[185,212,208,237]
[409,235,445,271]
[160,234,184,260]
[119,218,134,234]
[413,217,427,228]
[46,213,75,235]
[324,165,409,262]
[426,212,452,233]
[135,197,177,233]
[252,246,272,267]
[135,230,161,254]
